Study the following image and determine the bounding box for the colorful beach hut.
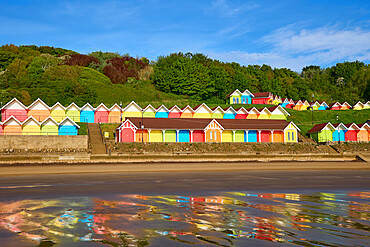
[329,102,341,110]
[168,105,182,118]
[58,117,80,135]
[286,99,295,109]
[293,100,303,111]
[235,107,248,119]
[352,102,364,110]
[344,123,359,141]
[252,92,273,104]
[241,89,254,104]
[94,103,109,123]
[308,122,335,143]
[115,119,137,142]
[357,123,370,142]
[181,105,194,118]
[193,103,212,118]
[341,102,352,110]
[268,105,290,120]
[22,116,41,135]
[205,120,223,142]
[80,103,95,123]
[65,103,80,122]
[318,102,329,110]
[155,105,169,118]
[223,107,237,119]
[0,122,3,135]
[3,116,22,135]
[40,117,59,135]
[109,104,122,123]
[1,98,28,122]
[310,101,321,111]
[332,123,347,142]
[211,106,225,119]
[122,101,142,120]
[280,98,289,108]
[257,108,271,119]
[226,89,242,104]
[27,98,50,122]
[364,101,370,109]
[142,105,156,118]
[246,107,259,119]
[50,102,66,122]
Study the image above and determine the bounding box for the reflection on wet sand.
[0,191,369,246]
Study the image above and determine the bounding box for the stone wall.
[0,136,88,150]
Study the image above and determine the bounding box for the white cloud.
[209,26,370,71]
[210,0,259,18]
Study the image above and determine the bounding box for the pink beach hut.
[1,98,28,122]
[168,105,182,118]
[94,103,109,123]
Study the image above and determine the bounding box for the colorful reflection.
[0,191,369,246]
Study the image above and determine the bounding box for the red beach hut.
[1,98,28,122]
[344,123,359,142]
[168,105,182,118]
[94,103,109,123]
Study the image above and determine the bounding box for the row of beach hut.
[115,118,300,143]
[1,98,291,124]
[226,89,370,111]
[308,122,370,143]
[0,116,79,136]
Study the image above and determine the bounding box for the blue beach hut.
[241,89,254,104]
[178,130,190,142]
[58,117,80,135]
[318,102,328,111]
[332,123,347,142]
[155,105,169,118]
[247,130,258,142]
[223,107,237,119]
[80,103,95,123]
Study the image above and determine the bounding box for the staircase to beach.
[87,123,107,154]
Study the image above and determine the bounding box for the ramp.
[88,123,107,154]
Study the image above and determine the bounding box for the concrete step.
[87,123,107,154]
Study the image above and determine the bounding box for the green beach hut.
[41,117,59,135]
[143,104,156,118]
[308,122,335,143]
[66,103,80,122]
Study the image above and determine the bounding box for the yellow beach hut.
[257,108,271,119]
[301,100,310,110]
[364,101,370,109]
[50,102,66,122]
[193,103,212,118]
[122,101,142,120]
[3,116,22,135]
[352,102,364,110]
[40,117,59,135]
[293,100,303,111]
[109,104,122,123]
[22,116,41,135]
[284,122,300,143]
[27,98,50,122]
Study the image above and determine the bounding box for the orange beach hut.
[27,98,50,122]
[3,116,22,135]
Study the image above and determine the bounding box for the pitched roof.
[123,117,293,131]
[66,102,80,111]
[1,98,27,110]
[50,102,65,111]
[307,122,334,133]
[225,89,242,99]
[59,117,80,128]
[268,105,290,116]
[28,98,50,110]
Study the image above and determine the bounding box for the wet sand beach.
[0,161,369,177]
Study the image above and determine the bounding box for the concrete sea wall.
[0,136,88,150]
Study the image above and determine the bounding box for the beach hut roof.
[143,104,156,112]
[246,107,259,114]
[50,102,65,111]
[41,117,59,126]
[168,105,182,112]
[341,102,352,108]
[242,89,254,96]
[294,100,303,105]
[115,118,138,131]
[307,122,335,133]
[22,116,41,126]
[59,117,80,129]
[181,105,194,113]
[357,123,370,130]
[253,92,272,98]
[268,105,290,116]
[27,98,50,110]
[223,106,237,114]
[344,123,359,130]
[1,98,27,110]
[211,106,225,113]
[109,103,122,111]
[122,101,142,112]
[332,123,347,130]
[80,103,95,111]
[193,103,212,113]
[235,107,248,114]
[156,105,169,112]
[95,103,109,112]
[66,102,80,111]
[329,102,341,108]
[352,101,364,107]
[3,116,22,125]
[258,107,271,115]
[225,89,242,99]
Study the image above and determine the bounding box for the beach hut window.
[236,98,239,104]
[292,132,294,141]
[214,131,217,141]
[210,131,213,140]
[288,132,290,141]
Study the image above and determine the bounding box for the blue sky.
[0,0,369,71]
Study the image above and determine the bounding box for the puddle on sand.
[0,191,369,246]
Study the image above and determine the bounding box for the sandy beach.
[0,161,369,177]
